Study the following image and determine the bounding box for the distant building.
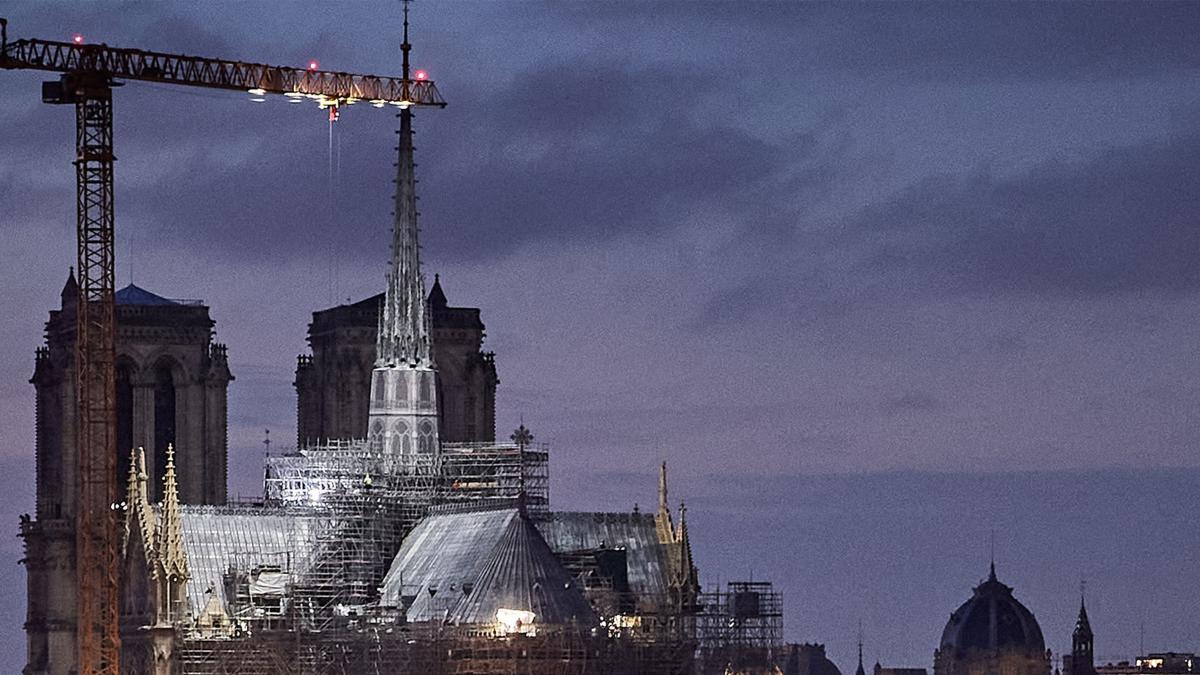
[1095,654,1200,675]
[1063,597,1097,675]
[294,275,498,446]
[1097,663,1141,675]
[875,665,927,675]
[933,564,1051,675]
[1133,655,1197,675]
[783,643,844,675]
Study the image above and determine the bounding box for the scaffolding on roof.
[441,440,550,516]
[694,580,784,675]
[166,439,746,674]
[177,613,696,675]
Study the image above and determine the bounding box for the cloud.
[547,2,1200,83]
[850,135,1200,296]
[419,60,808,261]
[0,56,820,271]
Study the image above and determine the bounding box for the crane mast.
[1,17,444,675]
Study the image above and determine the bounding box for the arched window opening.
[116,363,134,487]
[419,373,432,405]
[418,421,434,454]
[153,363,176,501]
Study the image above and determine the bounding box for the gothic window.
[418,421,434,454]
[116,362,134,486]
[153,362,176,501]
[372,372,386,407]
[394,373,409,403]
[419,373,432,405]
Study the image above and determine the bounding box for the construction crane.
[0,13,444,675]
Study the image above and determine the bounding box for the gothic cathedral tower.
[22,276,231,675]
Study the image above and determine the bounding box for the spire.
[1071,580,1096,675]
[157,444,189,582]
[428,273,447,309]
[375,38,433,369]
[61,267,78,306]
[674,501,699,594]
[655,461,676,544]
[401,0,411,81]
[366,1,441,466]
[122,447,154,561]
[122,446,140,555]
[1075,584,1092,638]
[855,625,866,675]
[988,529,997,581]
[659,461,669,514]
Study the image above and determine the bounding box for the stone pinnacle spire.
[157,444,189,583]
[122,446,153,560]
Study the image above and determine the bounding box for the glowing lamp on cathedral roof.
[496,608,536,635]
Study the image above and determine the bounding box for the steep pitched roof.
[180,506,317,614]
[535,511,670,597]
[382,505,596,626]
[447,509,595,625]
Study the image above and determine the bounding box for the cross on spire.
[510,423,534,450]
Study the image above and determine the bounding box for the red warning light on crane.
[307,60,320,71]
[72,34,85,45]
[414,70,428,81]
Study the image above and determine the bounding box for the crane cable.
[328,109,342,305]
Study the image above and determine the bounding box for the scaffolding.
[209,439,553,633]
[695,581,784,675]
[168,439,725,673]
[441,441,550,516]
[177,619,695,675]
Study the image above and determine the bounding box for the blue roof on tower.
[116,284,178,306]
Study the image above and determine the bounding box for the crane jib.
[0,25,446,107]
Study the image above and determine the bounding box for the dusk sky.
[2,1,1200,670]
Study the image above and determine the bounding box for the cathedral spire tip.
[158,444,189,582]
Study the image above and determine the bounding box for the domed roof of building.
[939,564,1045,655]
[782,643,844,675]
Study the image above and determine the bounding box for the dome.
[782,643,844,675]
[939,565,1045,655]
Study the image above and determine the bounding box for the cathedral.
[14,9,1109,675]
[20,14,707,674]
